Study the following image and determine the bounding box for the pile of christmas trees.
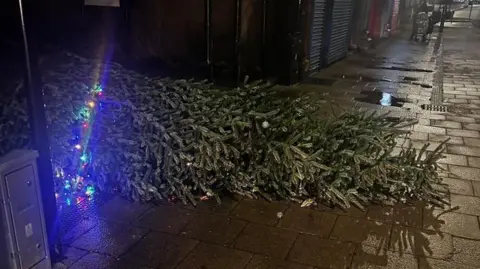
[0,52,447,208]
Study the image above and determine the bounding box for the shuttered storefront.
[309,0,326,71]
[327,0,353,65]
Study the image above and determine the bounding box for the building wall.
[37,0,302,83]
[350,0,372,46]
[42,0,238,66]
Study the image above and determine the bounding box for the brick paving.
[56,18,480,269]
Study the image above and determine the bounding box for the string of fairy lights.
[54,84,103,203]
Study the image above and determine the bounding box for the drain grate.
[421,104,448,112]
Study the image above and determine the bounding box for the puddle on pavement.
[338,74,433,88]
[411,81,433,88]
[369,66,434,73]
[355,91,407,107]
[402,76,419,81]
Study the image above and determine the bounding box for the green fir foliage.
[0,53,447,209]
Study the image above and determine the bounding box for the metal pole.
[261,0,267,77]
[234,0,242,86]
[17,0,59,262]
[440,4,446,32]
[469,2,473,19]
[206,0,213,80]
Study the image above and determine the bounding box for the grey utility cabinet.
[0,150,52,269]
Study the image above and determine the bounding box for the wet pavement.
[55,18,480,269]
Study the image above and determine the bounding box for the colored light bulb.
[88,101,95,108]
[75,144,82,150]
[85,186,95,196]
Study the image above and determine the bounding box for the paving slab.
[279,206,337,236]
[428,133,464,145]
[70,220,148,256]
[439,177,474,195]
[452,237,480,267]
[121,232,198,268]
[432,120,462,129]
[366,204,423,228]
[69,253,153,269]
[230,198,289,226]
[95,196,152,223]
[135,205,197,234]
[245,255,314,269]
[234,223,298,259]
[175,243,252,269]
[446,116,477,123]
[414,125,446,135]
[447,129,480,138]
[330,215,391,249]
[464,123,480,131]
[61,217,98,245]
[423,209,480,240]
[449,165,480,181]
[418,258,479,269]
[389,226,454,259]
[287,234,355,269]
[181,213,246,246]
[464,137,480,146]
[450,194,480,216]
[351,245,418,269]
[183,195,240,215]
[468,156,480,168]
[58,246,88,267]
[437,153,468,166]
[473,181,480,197]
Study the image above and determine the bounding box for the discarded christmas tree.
[0,52,448,209]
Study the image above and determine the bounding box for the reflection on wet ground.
[366,65,434,73]
[329,73,433,89]
[355,91,407,107]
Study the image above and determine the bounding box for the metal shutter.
[327,0,353,65]
[391,0,400,30]
[309,0,326,71]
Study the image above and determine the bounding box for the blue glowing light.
[85,186,95,196]
[55,84,104,201]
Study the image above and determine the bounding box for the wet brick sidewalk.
[56,17,480,269]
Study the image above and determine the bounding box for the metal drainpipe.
[17,0,59,262]
[261,0,267,76]
[295,0,303,82]
[234,0,242,86]
[206,0,213,80]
